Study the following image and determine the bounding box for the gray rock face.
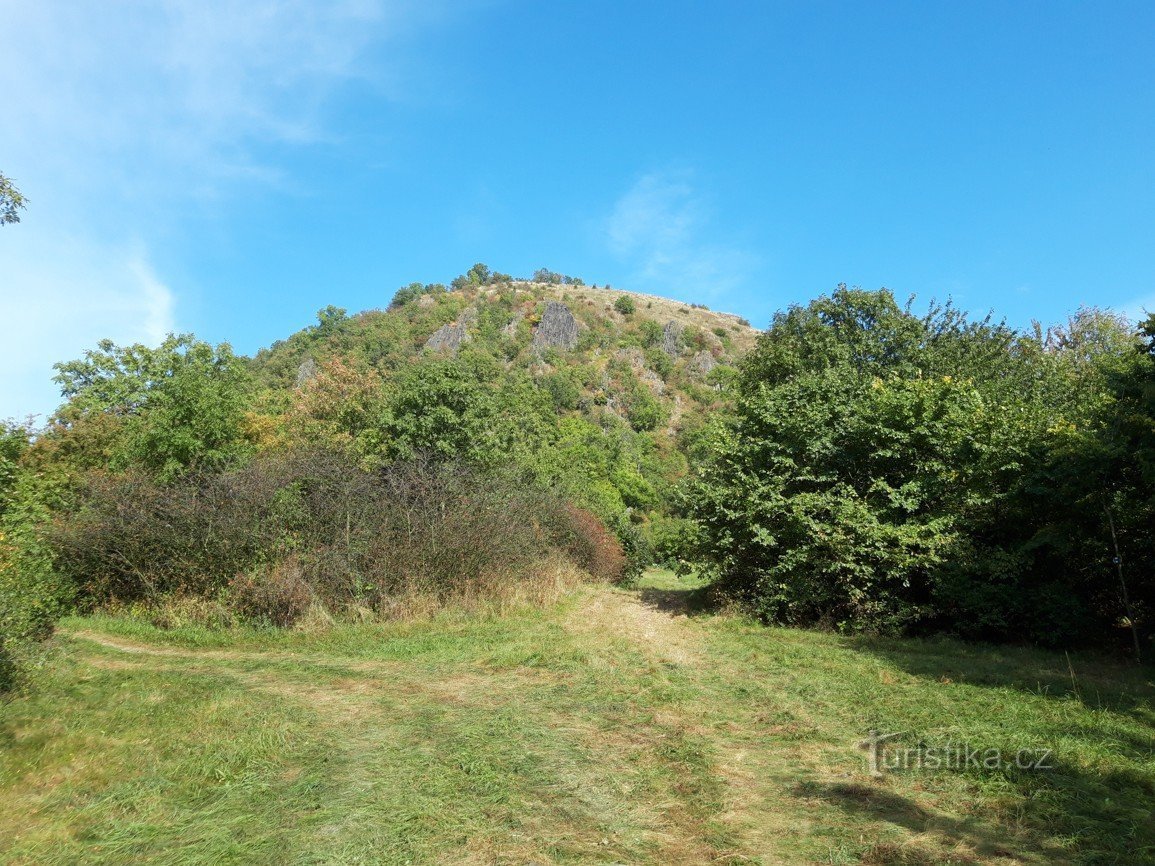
[532,301,579,351]
[639,367,666,395]
[689,350,717,376]
[295,357,318,388]
[501,310,525,338]
[613,347,645,366]
[424,323,470,354]
[661,320,685,357]
[424,307,479,354]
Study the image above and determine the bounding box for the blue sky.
[2,0,1154,420]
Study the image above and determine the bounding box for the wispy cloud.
[0,0,438,420]
[0,237,177,423]
[128,254,179,345]
[605,170,758,297]
[1,1,410,201]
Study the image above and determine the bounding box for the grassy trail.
[2,572,1154,865]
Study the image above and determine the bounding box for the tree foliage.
[614,295,637,315]
[52,334,252,481]
[0,172,26,225]
[686,287,1155,651]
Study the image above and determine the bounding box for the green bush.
[613,295,636,315]
[0,468,74,691]
[686,288,1155,647]
[638,320,663,348]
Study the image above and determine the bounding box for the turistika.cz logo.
[858,730,1055,777]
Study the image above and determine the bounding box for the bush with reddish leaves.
[547,504,627,583]
[228,558,314,627]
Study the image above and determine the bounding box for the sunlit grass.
[2,573,1152,864]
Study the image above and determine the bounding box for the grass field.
[2,569,1153,865]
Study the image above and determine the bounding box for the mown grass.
[1,570,1153,864]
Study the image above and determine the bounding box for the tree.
[466,263,492,286]
[533,268,563,285]
[686,288,1155,649]
[52,335,252,480]
[0,173,27,225]
[0,422,32,518]
[313,306,348,336]
[685,288,1045,634]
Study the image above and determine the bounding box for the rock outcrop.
[532,301,580,351]
[424,307,479,354]
[661,320,685,357]
[425,323,470,353]
[689,350,717,376]
[502,310,525,338]
[295,357,318,388]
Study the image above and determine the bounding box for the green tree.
[685,287,1047,634]
[391,283,425,308]
[0,172,27,224]
[313,305,349,336]
[53,335,252,480]
[0,422,31,517]
[466,263,492,286]
[377,356,552,466]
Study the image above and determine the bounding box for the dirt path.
[563,585,702,666]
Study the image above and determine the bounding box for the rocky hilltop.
[252,278,758,439]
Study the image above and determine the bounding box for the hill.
[240,277,760,554]
[251,278,758,434]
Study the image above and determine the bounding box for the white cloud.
[0,1,410,201]
[128,255,179,345]
[0,0,437,420]
[605,170,758,297]
[0,236,177,421]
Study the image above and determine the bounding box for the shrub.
[639,320,663,348]
[229,558,313,627]
[1,468,74,691]
[614,296,636,315]
[545,504,627,583]
[51,449,613,622]
[643,514,697,568]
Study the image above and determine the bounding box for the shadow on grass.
[824,636,1155,863]
[842,631,1155,723]
[636,585,717,618]
[795,757,1155,865]
[794,778,1035,864]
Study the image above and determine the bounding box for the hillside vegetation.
[3,273,1155,675]
[1,269,759,687]
[2,270,1155,862]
